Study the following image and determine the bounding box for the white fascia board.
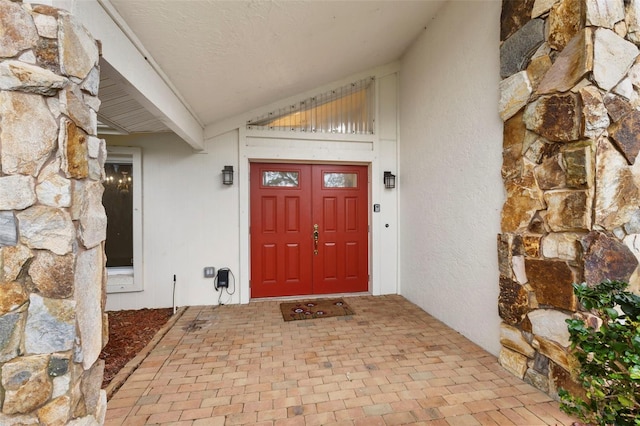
[47,0,204,150]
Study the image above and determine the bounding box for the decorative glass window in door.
[323,172,358,188]
[246,77,375,134]
[262,171,300,187]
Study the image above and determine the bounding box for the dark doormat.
[280,298,355,321]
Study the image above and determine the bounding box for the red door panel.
[261,244,277,283]
[251,163,368,298]
[285,243,302,281]
[312,165,368,294]
[250,164,312,298]
[345,242,359,278]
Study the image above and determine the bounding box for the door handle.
[313,224,319,255]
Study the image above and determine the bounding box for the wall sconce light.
[222,165,234,185]
[384,171,396,189]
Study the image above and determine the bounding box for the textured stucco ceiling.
[108,0,446,128]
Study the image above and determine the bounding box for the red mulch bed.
[99,308,174,388]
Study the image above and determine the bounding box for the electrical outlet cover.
[204,267,215,278]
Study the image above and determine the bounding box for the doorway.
[250,163,369,298]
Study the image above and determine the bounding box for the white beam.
[48,0,204,150]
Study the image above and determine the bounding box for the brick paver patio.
[105,295,578,425]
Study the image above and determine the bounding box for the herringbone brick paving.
[105,295,578,425]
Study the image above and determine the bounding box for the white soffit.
[107,0,447,128]
[47,0,205,148]
[98,59,172,135]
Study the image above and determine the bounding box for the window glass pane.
[246,77,375,134]
[324,172,358,188]
[104,162,133,267]
[263,171,299,187]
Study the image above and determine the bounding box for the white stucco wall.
[398,1,503,355]
[105,131,240,311]
[104,67,400,310]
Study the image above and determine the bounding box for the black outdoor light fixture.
[222,165,234,185]
[384,171,396,189]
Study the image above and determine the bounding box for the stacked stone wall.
[0,1,107,424]
[499,0,640,398]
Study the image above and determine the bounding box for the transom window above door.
[246,77,375,134]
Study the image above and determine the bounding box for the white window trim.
[105,146,143,293]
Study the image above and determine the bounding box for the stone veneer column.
[498,0,640,399]
[0,1,108,424]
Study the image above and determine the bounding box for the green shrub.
[559,280,640,426]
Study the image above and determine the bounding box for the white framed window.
[104,147,143,293]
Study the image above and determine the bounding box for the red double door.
[250,163,369,298]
